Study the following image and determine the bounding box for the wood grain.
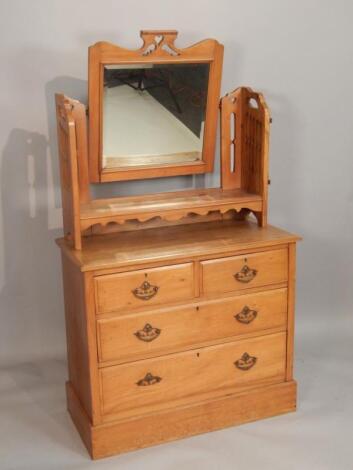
[104,151,201,168]
[220,87,270,226]
[100,332,286,421]
[55,28,301,461]
[57,220,300,272]
[79,188,262,230]
[70,98,90,204]
[286,243,297,380]
[202,248,288,295]
[88,31,223,182]
[55,94,82,249]
[67,380,297,459]
[59,222,300,458]
[95,263,194,314]
[97,288,287,364]
[61,255,93,419]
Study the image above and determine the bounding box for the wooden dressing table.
[55,30,300,459]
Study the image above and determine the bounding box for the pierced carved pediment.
[140,30,180,57]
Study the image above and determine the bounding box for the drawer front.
[97,288,287,363]
[202,249,288,295]
[100,332,286,420]
[95,263,194,314]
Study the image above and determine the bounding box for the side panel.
[61,254,101,424]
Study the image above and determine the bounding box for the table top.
[57,220,301,272]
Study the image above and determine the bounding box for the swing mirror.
[88,30,224,182]
[102,62,209,171]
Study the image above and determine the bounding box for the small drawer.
[97,288,287,363]
[100,332,286,421]
[95,263,194,314]
[202,249,288,295]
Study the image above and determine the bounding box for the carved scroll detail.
[140,30,180,57]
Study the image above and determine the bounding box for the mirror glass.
[102,63,210,169]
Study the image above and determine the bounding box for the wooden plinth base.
[66,380,297,460]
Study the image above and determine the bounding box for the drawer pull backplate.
[234,264,257,283]
[234,352,257,371]
[132,279,159,300]
[136,372,162,386]
[234,306,258,324]
[134,323,161,342]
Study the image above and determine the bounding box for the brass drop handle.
[134,323,161,342]
[234,263,257,283]
[234,352,257,371]
[234,306,258,324]
[132,275,159,300]
[136,372,162,386]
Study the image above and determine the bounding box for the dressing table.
[55,30,300,459]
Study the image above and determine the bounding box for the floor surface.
[1,319,353,470]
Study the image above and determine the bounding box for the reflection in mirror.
[102,63,210,169]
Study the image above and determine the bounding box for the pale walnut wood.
[61,256,92,416]
[55,93,265,241]
[59,221,300,459]
[220,87,270,226]
[100,332,286,422]
[202,248,288,295]
[55,85,271,240]
[57,220,300,272]
[97,288,287,364]
[61,256,102,424]
[88,208,243,235]
[55,94,82,249]
[66,380,297,459]
[104,151,201,168]
[55,30,300,460]
[95,263,194,314]
[88,30,224,182]
[286,243,297,380]
[79,188,262,230]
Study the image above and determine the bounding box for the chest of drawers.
[58,220,300,459]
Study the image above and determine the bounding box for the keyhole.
[196,353,200,357]
[196,306,199,311]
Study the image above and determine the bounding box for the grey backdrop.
[0,0,353,363]
[2,1,353,469]
[0,0,352,384]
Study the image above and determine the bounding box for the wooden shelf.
[57,220,300,272]
[79,188,263,231]
[55,86,270,250]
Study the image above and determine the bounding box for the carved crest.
[140,30,180,57]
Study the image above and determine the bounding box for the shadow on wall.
[0,129,63,365]
[0,75,209,365]
[0,77,88,365]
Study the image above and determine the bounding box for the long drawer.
[100,332,286,421]
[95,263,194,314]
[97,288,288,363]
[202,248,288,295]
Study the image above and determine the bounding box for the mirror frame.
[88,30,224,182]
